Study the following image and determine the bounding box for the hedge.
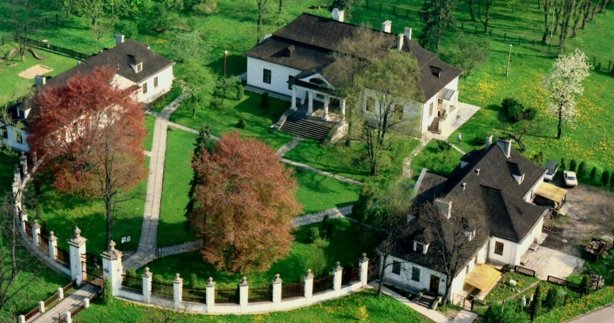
[535,286,614,323]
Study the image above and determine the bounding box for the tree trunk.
[279,0,282,13]
[543,5,551,42]
[257,10,263,44]
[376,254,388,296]
[554,6,562,34]
[442,274,453,306]
[557,105,563,139]
[469,0,476,20]
[105,195,113,246]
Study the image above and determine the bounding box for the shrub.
[153,274,164,284]
[102,278,114,305]
[546,287,562,310]
[261,92,270,109]
[193,0,219,14]
[485,302,529,323]
[561,158,566,170]
[602,170,611,187]
[577,161,587,178]
[590,167,598,181]
[501,264,512,274]
[581,275,590,293]
[474,135,487,145]
[523,107,538,121]
[327,223,338,239]
[502,98,524,122]
[437,140,452,152]
[610,172,614,191]
[533,283,544,316]
[236,84,244,100]
[190,273,198,289]
[116,20,139,39]
[309,227,320,243]
[127,268,137,277]
[322,215,330,233]
[569,159,577,172]
[236,118,246,129]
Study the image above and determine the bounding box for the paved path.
[32,284,99,323]
[403,137,431,178]
[281,158,362,186]
[293,205,354,227]
[450,143,466,155]
[566,303,614,323]
[276,136,303,157]
[123,94,185,270]
[158,240,203,258]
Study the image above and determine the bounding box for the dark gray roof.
[244,13,463,101]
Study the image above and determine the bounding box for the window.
[154,77,159,88]
[143,82,148,95]
[392,261,401,275]
[366,97,376,112]
[411,267,420,282]
[263,69,272,84]
[495,242,504,256]
[15,131,23,145]
[415,242,424,254]
[288,76,293,90]
[135,63,143,73]
[429,102,434,117]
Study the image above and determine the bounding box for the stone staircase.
[415,293,438,309]
[428,117,441,134]
[280,115,333,141]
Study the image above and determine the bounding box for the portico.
[290,85,346,122]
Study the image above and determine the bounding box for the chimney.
[382,20,392,33]
[476,169,480,176]
[397,34,404,51]
[115,33,125,46]
[497,139,512,159]
[485,135,493,149]
[404,27,413,40]
[461,183,467,190]
[34,75,46,86]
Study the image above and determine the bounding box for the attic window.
[508,161,525,184]
[430,66,442,78]
[135,63,143,73]
[413,241,429,254]
[285,45,295,57]
[309,78,325,86]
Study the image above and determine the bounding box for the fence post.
[64,311,72,323]
[272,274,282,303]
[304,269,314,298]
[20,209,27,232]
[32,219,41,245]
[58,287,64,300]
[49,232,57,260]
[206,277,215,313]
[101,241,123,296]
[20,152,27,175]
[18,315,25,323]
[173,273,183,309]
[359,253,369,287]
[84,298,90,309]
[67,227,87,285]
[39,300,45,313]
[239,277,249,307]
[142,267,152,304]
[333,262,343,291]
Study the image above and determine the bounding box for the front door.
[429,275,440,294]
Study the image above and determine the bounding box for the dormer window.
[413,241,429,254]
[430,66,442,78]
[135,63,143,73]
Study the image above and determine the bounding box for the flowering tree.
[190,132,301,273]
[28,66,147,245]
[542,49,592,139]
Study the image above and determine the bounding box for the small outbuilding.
[534,182,567,210]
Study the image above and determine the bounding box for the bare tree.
[7,0,37,62]
[477,0,495,33]
[251,0,271,44]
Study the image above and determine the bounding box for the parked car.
[564,171,578,187]
[544,160,559,181]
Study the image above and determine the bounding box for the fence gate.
[82,253,104,286]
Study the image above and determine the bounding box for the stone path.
[450,143,466,155]
[293,205,354,227]
[32,284,100,323]
[281,158,362,186]
[276,136,303,157]
[123,94,185,270]
[403,137,431,178]
[158,240,203,258]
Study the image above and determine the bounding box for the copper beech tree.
[28,66,147,245]
[190,132,302,273]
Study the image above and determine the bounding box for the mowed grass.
[293,167,361,214]
[138,218,379,288]
[144,115,156,152]
[35,158,149,254]
[0,43,77,100]
[410,140,464,178]
[76,290,432,323]
[1,245,68,322]
[157,128,197,248]
[171,91,295,150]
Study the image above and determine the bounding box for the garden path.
[123,93,186,270]
[276,136,303,157]
[281,158,363,186]
[31,284,100,323]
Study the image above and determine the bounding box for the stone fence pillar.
[333,262,343,291]
[49,232,58,260]
[272,274,282,303]
[206,278,215,312]
[359,253,369,287]
[20,210,27,232]
[239,277,249,307]
[13,165,21,187]
[38,301,45,314]
[32,219,41,246]
[58,287,64,300]
[64,311,72,323]
[101,241,123,296]
[67,227,87,285]
[142,268,153,304]
[173,273,183,309]
[304,269,314,298]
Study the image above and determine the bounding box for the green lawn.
[76,290,431,323]
[0,43,77,100]
[293,167,361,214]
[483,272,540,305]
[144,115,156,152]
[171,91,295,150]
[2,245,68,322]
[139,218,378,288]
[285,135,422,183]
[34,159,149,254]
[410,140,464,179]
[0,154,19,193]
[157,128,197,248]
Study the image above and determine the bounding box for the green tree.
[577,161,587,178]
[419,0,457,51]
[185,125,214,231]
[561,158,567,170]
[590,167,598,181]
[610,172,614,191]
[440,33,490,77]
[569,159,578,172]
[181,59,217,118]
[601,170,610,187]
[322,214,330,234]
[532,283,544,319]
[352,184,378,239]
[546,287,561,310]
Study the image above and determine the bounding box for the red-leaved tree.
[190,131,302,273]
[28,66,147,245]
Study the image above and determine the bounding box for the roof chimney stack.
[332,8,345,22]
[397,34,404,51]
[115,33,125,46]
[476,169,480,176]
[404,27,413,41]
[461,183,467,190]
[382,20,392,33]
[34,75,46,86]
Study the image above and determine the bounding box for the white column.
[84,298,90,309]
[359,253,369,287]
[341,99,347,120]
[67,227,87,285]
[142,268,153,304]
[291,87,297,110]
[272,274,282,303]
[58,287,64,300]
[18,315,25,323]
[323,96,330,121]
[333,262,343,291]
[206,277,215,312]
[101,241,123,296]
[173,273,183,309]
[64,311,72,323]
[239,277,249,307]
[38,301,45,313]
[307,91,314,116]
[304,269,314,298]
[32,219,41,246]
[49,232,58,260]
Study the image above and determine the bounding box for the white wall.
[1,124,29,152]
[382,256,447,296]
[524,171,546,203]
[247,57,302,97]
[420,76,460,135]
[135,65,174,104]
[514,216,545,265]
[488,236,519,266]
